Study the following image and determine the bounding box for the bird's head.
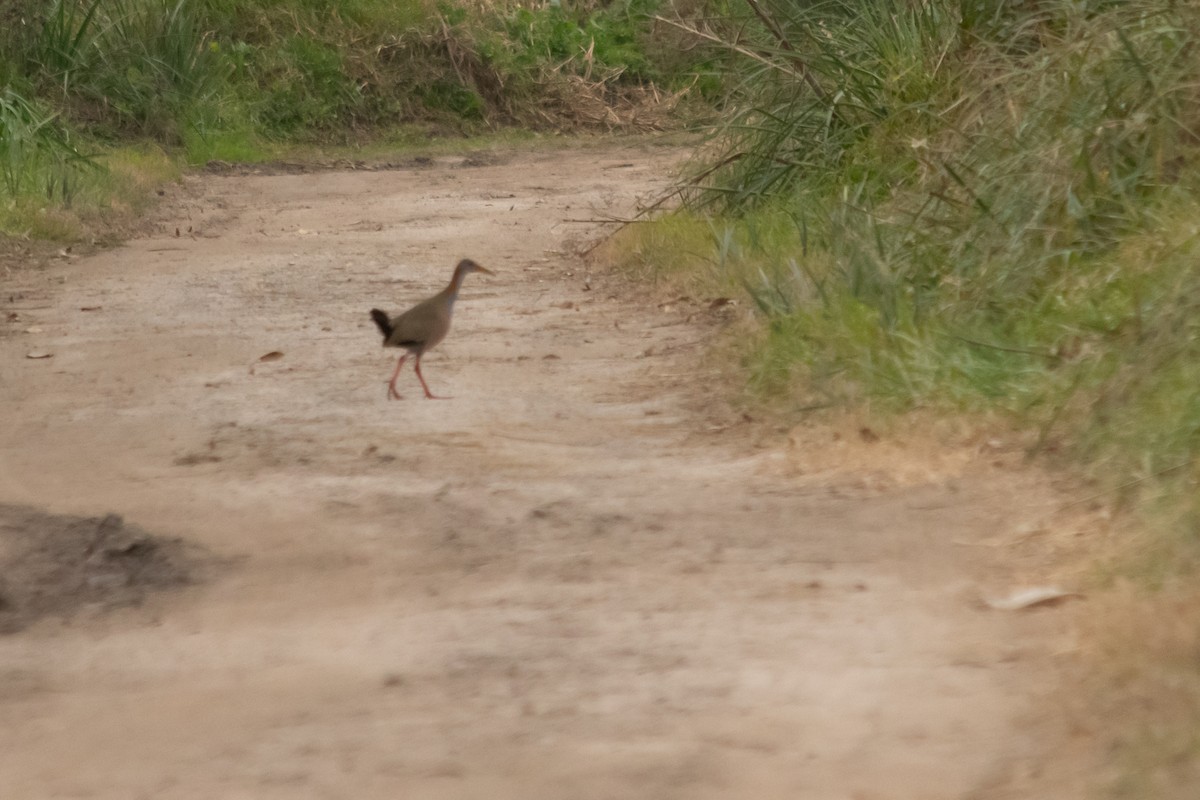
[456,258,494,277]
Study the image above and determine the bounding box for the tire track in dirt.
[0,143,1089,798]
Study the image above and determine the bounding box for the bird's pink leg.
[387,354,408,400]
[414,355,449,400]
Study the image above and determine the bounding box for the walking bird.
[369,258,494,400]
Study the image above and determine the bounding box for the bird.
[369,258,494,400]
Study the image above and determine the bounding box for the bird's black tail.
[370,308,393,340]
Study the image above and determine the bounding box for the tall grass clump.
[631,0,1200,486]
[0,89,90,198]
[0,83,178,239]
[2,0,702,162]
[0,0,707,237]
[19,0,226,140]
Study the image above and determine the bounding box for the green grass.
[0,140,178,240]
[0,85,107,240]
[182,120,273,165]
[618,0,1200,494]
[0,0,715,237]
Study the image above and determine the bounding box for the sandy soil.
[0,142,1096,798]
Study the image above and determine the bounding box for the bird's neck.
[445,266,471,299]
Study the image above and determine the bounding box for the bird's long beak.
[477,265,496,276]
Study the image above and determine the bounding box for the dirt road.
[0,142,1091,798]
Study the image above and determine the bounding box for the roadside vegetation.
[0,0,705,239]
[606,1,1200,793]
[624,1,1200,512]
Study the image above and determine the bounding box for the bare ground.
[0,142,1099,798]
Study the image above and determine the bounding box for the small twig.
[562,217,648,224]
[654,339,705,354]
[578,150,751,257]
[740,0,831,104]
[1059,461,1193,510]
[653,15,807,81]
[578,187,687,256]
[941,331,1054,358]
[1028,368,1086,460]
[580,151,748,255]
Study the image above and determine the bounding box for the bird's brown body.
[370,258,493,400]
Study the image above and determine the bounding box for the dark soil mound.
[0,506,208,633]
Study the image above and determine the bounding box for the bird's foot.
[387,384,403,401]
[423,392,451,400]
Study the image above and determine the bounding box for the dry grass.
[530,71,691,131]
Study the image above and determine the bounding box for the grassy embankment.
[604,1,1200,793]
[0,0,705,241]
